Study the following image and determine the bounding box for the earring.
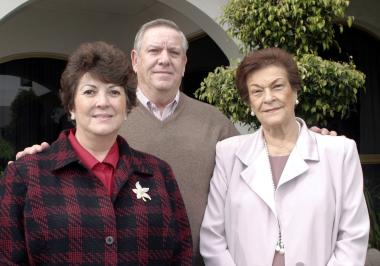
[70,112,75,120]
[250,110,255,117]
[295,99,299,105]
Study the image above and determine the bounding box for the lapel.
[47,130,87,171]
[111,136,154,202]
[279,118,319,187]
[237,129,277,216]
[236,118,319,217]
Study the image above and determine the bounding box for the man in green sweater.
[13,19,238,265]
[121,18,239,265]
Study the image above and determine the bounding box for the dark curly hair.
[235,47,301,104]
[60,41,136,114]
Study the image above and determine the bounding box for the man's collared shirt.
[68,129,119,195]
[136,88,180,121]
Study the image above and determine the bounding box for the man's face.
[131,26,187,97]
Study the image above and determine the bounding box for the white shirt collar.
[136,88,180,121]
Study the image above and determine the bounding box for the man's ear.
[131,49,138,73]
[182,55,187,77]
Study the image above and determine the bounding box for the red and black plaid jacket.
[0,130,192,265]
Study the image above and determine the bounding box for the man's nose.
[158,50,170,65]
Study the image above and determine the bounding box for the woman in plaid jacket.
[0,41,192,265]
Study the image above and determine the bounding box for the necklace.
[264,120,301,255]
[264,140,285,255]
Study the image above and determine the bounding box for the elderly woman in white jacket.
[200,47,369,266]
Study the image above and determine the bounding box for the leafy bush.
[196,55,365,128]
[195,0,365,128]
[221,0,352,55]
[297,54,365,126]
[195,65,259,129]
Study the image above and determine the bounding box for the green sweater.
[119,93,239,263]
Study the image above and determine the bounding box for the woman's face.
[71,72,127,140]
[247,65,297,128]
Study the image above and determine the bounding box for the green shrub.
[195,0,365,128]
[220,0,351,56]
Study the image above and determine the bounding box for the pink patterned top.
[269,155,289,266]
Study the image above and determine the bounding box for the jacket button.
[105,236,114,245]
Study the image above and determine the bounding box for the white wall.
[0,0,29,21]
[160,0,242,61]
[347,0,380,38]
[0,0,240,63]
[0,5,123,61]
[0,0,378,63]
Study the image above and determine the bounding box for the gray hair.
[133,18,189,53]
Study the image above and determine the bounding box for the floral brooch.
[132,181,151,202]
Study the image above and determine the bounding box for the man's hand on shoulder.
[8,142,50,165]
[309,126,338,136]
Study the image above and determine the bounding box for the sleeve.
[163,163,193,265]
[200,141,236,266]
[327,139,370,266]
[0,163,29,265]
[219,117,240,141]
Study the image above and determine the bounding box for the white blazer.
[200,118,369,266]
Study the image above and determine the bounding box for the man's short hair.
[133,18,188,53]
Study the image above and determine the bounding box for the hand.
[310,126,338,136]
[8,142,50,164]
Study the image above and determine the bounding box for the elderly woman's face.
[71,72,127,140]
[247,65,297,128]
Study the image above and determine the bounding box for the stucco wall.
[0,0,240,63]
[0,0,378,63]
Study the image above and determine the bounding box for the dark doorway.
[0,58,68,171]
[182,34,229,97]
[322,26,380,228]
[322,26,380,155]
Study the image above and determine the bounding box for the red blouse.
[68,129,119,195]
